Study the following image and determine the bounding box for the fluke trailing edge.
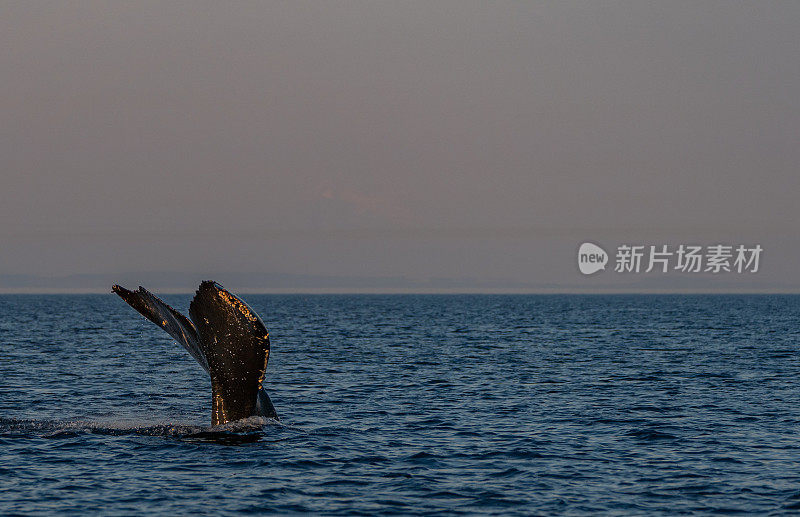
[112,281,278,426]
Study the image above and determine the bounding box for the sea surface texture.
[1,294,799,515]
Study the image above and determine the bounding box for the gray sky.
[1,1,798,292]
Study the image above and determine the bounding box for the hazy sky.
[1,1,798,291]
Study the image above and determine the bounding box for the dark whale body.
[112,281,278,426]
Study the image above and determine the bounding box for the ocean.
[1,294,799,515]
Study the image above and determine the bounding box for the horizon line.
[1,288,799,295]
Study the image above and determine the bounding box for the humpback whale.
[112,281,278,426]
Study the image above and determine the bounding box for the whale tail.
[112,281,277,425]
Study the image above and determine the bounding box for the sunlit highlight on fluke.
[112,281,278,426]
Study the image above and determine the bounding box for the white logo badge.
[578,242,608,275]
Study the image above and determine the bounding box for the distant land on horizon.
[0,272,796,294]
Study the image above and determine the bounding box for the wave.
[0,416,280,444]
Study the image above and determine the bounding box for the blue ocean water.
[1,294,800,515]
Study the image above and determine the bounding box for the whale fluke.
[112,281,278,425]
[112,284,209,371]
